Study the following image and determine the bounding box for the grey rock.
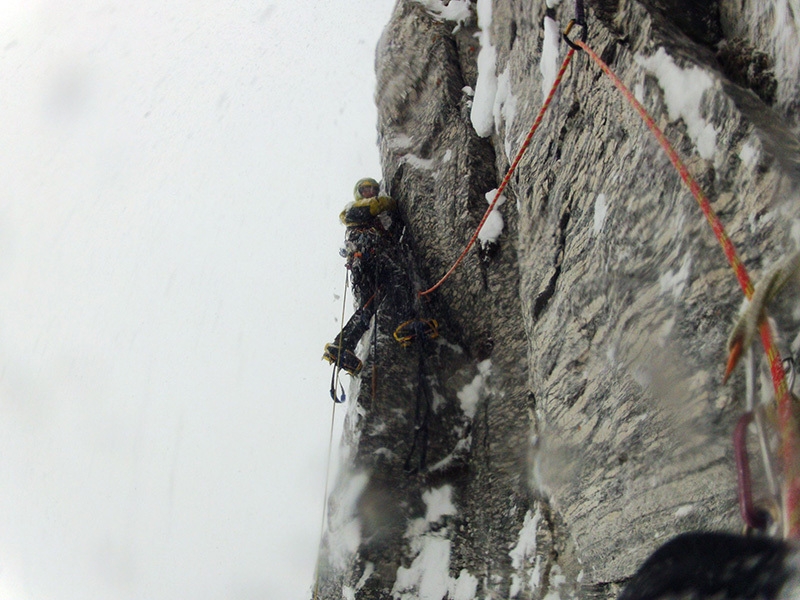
[314,0,800,598]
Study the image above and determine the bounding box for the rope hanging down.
[570,36,800,538]
[312,400,338,600]
[329,270,350,403]
[418,46,577,297]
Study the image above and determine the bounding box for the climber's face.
[358,182,379,198]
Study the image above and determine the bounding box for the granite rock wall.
[315,1,800,598]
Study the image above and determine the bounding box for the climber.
[323,178,399,376]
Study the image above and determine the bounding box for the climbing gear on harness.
[323,343,364,377]
[393,319,439,348]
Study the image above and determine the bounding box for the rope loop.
[562,19,587,51]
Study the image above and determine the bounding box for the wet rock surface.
[315,0,800,598]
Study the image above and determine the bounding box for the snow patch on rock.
[739,140,759,168]
[393,487,477,599]
[656,317,675,348]
[343,562,375,600]
[478,189,506,248]
[402,153,436,170]
[327,471,369,570]
[593,193,608,235]
[450,570,479,599]
[636,48,717,160]
[389,134,414,150]
[509,507,543,597]
[393,535,452,600]
[659,256,692,299]
[457,359,492,418]
[470,0,497,137]
[424,485,457,523]
[540,16,561,102]
[494,69,518,160]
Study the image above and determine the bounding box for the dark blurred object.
[618,532,797,600]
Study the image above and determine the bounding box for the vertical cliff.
[315,0,800,598]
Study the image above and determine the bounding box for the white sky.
[0,1,396,598]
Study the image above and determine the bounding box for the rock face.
[314,0,800,598]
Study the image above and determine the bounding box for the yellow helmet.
[354,178,380,200]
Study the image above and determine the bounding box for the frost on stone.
[636,48,718,160]
[373,447,397,460]
[593,193,607,235]
[412,0,472,25]
[470,0,497,137]
[402,153,436,170]
[658,255,692,299]
[423,485,458,523]
[457,359,492,418]
[428,436,472,472]
[509,507,543,597]
[656,316,675,348]
[494,69,519,160]
[739,140,759,168]
[477,190,506,249]
[388,133,414,150]
[393,536,452,600]
[450,569,478,600]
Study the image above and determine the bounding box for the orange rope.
[418,48,576,297]
[574,38,800,538]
